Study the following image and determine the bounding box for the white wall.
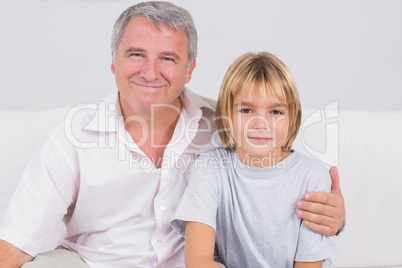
[0,0,401,111]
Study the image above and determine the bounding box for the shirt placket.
[151,168,170,268]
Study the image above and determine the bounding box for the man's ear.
[111,52,115,74]
[185,59,196,83]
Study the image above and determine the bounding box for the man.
[0,2,345,267]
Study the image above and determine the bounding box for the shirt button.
[157,238,163,244]
[160,205,166,211]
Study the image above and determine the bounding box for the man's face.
[111,16,196,116]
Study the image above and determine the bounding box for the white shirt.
[0,88,220,268]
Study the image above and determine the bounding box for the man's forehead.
[117,17,188,61]
[127,16,183,35]
[120,17,185,46]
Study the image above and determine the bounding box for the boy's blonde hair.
[215,51,302,151]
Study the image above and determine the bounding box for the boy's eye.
[240,109,252,114]
[271,110,284,115]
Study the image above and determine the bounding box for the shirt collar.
[180,86,215,118]
[84,87,215,133]
[84,88,122,132]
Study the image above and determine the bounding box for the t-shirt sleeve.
[295,163,338,265]
[170,154,220,237]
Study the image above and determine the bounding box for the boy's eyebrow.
[234,102,288,108]
[234,101,254,107]
[271,103,288,108]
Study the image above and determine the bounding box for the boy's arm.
[294,261,323,268]
[185,222,222,268]
[0,239,33,268]
[296,167,345,236]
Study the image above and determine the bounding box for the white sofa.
[1,106,401,268]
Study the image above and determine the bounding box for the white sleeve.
[0,135,78,256]
[170,154,220,237]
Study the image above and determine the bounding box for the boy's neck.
[235,150,292,168]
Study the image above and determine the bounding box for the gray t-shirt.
[171,149,337,268]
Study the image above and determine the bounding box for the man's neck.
[121,97,183,168]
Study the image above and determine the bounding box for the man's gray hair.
[111,1,198,68]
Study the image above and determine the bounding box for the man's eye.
[131,53,143,57]
[163,57,175,62]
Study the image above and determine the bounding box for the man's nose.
[140,59,159,81]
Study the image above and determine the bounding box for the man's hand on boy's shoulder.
[295,167,346,236]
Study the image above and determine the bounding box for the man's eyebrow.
[160,51,181,61]
[123,48,181,61]
[124,47,146,55]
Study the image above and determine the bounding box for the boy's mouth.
[248,136,272,142]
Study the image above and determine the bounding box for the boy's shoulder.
[290,150,330,178]
[193,148,233,172]
[198,148,231,160]
[292,151,332,192]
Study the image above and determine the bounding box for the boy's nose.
[249,115,270,130]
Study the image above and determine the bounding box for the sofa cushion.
[293,109,402,267]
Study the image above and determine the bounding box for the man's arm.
[0,240,33,268]
[296,166,345,236]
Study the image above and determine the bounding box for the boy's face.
[231,87,290,167]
